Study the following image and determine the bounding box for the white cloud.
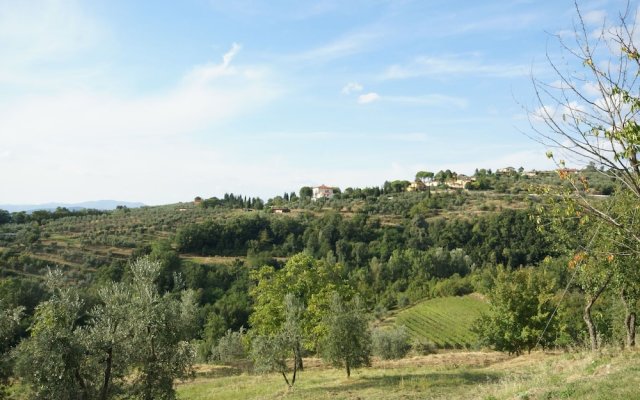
[358,92,380,104]
[342,82,363,94]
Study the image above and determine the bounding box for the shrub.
[372,326,411,360]
[211,328,247,364]
[412,338,437,355]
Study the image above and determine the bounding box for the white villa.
[312,185,334,201]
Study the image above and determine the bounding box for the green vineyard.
[393,295,489,348]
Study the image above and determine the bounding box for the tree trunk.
[281,372,291,388]
[295,342,304,371]
[627,312,636,347]
[583,272,613,351]
[584,296,598,351]
[99,346,113,400]
[621,288,636,347]
[346,360,351,378]
[75,367,88,400]
[291,355,298,387]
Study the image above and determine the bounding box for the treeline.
[199,193,265,210]
[175,209,549,269]
[0,207,107,225]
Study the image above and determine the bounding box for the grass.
[177,348,640,400]
[389,295,489,348]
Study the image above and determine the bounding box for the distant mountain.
[0,200,145,213]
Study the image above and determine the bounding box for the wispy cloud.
[289,29,383,63]
[382,54,533,80]
[356,92,467,108]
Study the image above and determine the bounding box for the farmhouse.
[496,167,516,175]
[449,174,474,189]
[406,180,427,192]
[312,185,335,201]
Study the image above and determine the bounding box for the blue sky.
[0,0,629,204]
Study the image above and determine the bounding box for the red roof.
[315,184,333,189]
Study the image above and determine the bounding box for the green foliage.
[13,270,86,400]
[0,301,23,389]
[211,328,247,365]
[250,294,304,388]
[372,325,411,360]
[13,258,197,400]
[474,267,559,355]
[249,253,350,350]
[320,293,372,377]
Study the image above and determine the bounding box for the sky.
[0,0,631,205]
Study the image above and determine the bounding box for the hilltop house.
[449,174,474,189]
[407,180,427,192]
[497,167,516,175]
[312,185,334,201]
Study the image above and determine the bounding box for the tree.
[123,257,197,400]
[0,300,23,391]
[530,5,640,349]
[0,209,10,225]
[415,171,434,196]
[530,2,640,251]
[249,253,351,367]
[299,186,313,199]
[320,293,371,378]
[14,270,88,400]
[14,258,197,400]
[474,266,559,355]
[250,294,304,388]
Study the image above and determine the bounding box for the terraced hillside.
[390,295,489,348]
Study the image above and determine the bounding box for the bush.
[372,326,411,360]
[412,339,437,355]
[431,274,473,297]
[211,328,247,364]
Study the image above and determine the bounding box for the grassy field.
[177,349,640,400]
[387,295,489,348]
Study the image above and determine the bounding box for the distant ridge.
[0,200,145,213]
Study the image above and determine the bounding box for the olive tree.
[0,301,23,395]
[251,294,304,389]
[320,293,372,378]
[14,258,197,400]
